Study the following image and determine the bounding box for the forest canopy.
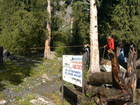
[0,0,139,55]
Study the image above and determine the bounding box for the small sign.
[62,55,83,87]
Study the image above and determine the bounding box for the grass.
[15,94,35,105]
[0,55,97,105]
[43,92,72,105]
[0,55,63,104]
[0,61,34,85]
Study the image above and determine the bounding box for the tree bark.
[126,44,138,103]
[89,0,100,73]
[44,0,51,59]
[88,72,112,85]
[136,58,140,68]
[88,71,140,86]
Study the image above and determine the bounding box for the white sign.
[62,55,83,87]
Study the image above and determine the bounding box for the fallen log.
[88,72,112,85]
[76,84,132,105]
[97,85,132,105]
[88,70,140,86]
[72,83,140,105]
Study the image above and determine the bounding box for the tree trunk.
[89,0,100,73]
[126,44,138,103]
[44,0,51,59]
[136,58,140,68]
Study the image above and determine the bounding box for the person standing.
[116,40,127,68]
[104,36,115,50]
[103,36,115,60]
[83,44,90,69]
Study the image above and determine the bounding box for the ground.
[0,54,71,105]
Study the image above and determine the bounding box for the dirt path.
[0,56,62,105]
[1,79,61,105]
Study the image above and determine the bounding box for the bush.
[54,41,67,57]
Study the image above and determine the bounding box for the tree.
[0,0,47,55]
[98,0,140,50]
[89,0,100,73]
[71,1,90,54]
[44,0,51,59]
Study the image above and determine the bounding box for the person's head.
[107,36,111,39]
[84,44,89,48]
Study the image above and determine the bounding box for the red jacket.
[104,38,115,50]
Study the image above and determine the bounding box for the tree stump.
[125,44,138,103]
[97,45,137,105]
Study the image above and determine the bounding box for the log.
[88,70,140,87]
[98,85,132,105]
[84,84,132,105]
[88,72,112,85]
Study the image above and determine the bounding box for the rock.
[30,96,55,105]
[42,79,46,83]
[0,100,6,105]
[42,73,52,81]
[100,61,126,72]
[49,51,56,60]
[58,57,62,61]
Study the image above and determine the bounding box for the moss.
[0,92,3,100]
[43,92,71,105]
[18,100,33,105]
[0,56,63,104]
[15,94,35,105]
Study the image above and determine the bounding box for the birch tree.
[44,0,51,59]
[89,0,100,73]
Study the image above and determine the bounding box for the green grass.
[30,58,62,78]
[15,94,35,105]
[0,61,34,85]
[0,55,97,105]
[0,56,63,104]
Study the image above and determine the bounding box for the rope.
[29,45,105,50]
[29,45,85,50]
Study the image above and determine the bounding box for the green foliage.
[54,41,67,57]
[0,0,47,55]
[98,0,140,49]
[0,0,140,55]
[16,94,35,105]
[51,1,72,55]
[70,1,90,53]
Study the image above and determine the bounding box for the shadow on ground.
[0,54,43,89]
